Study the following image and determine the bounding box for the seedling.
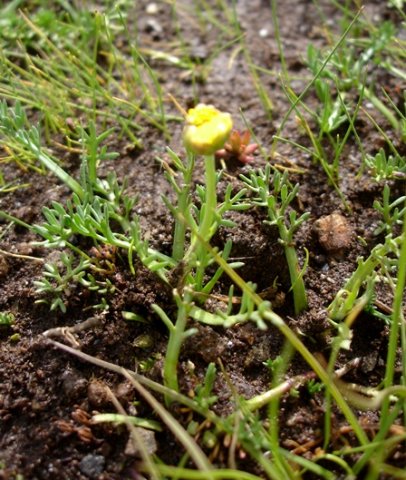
[307,379,324,395]
[328,233,403,321]
[159,147,196,263]
[193,362,218,411]
[78,121,119,188]
[365,148,406,182]
[307,45,349,134]
[0,311,14,326]
[33,253,115,313]
[373,184,406,235]
[241,165,309,315]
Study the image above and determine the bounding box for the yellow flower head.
[183,104,233,155]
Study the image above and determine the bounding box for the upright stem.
[199,154,217,242]
[194,154,217,289]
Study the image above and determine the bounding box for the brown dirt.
[0,1,405,479]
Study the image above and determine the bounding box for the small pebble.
[184,324,226,362]
[144,19,163,40]
[79,454,105,478]
[146,3,159,14]
[114,381,134,403]
[133,333,154,349]
[61,369,88,400]
[16,242,34,256]
[87,380,111,408]
[360,350,379,373]
[124,428,157,456]
[0,254,9,278]
[14,206,35,224]
[314,213,353,254]
[259,28,269,38]
[189,39,208,61]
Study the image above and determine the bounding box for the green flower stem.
[194,154,217,289]
[199,154,217,243]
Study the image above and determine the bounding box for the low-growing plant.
[328,232,403,322]
[154,104,250,397]
[373,184,406,236]
[0,102,174,311]
[33,253,115,313]
[1,2,406,478]
[0,311,14,326]
[365,148,406,181]
[240,165,309,315]
[193,362,218,411]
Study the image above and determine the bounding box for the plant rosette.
[216,129,259,164]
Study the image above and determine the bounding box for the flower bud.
[183,104,233,155]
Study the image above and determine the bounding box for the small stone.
[16,242,34,256]
[244,341,271,368]
[124,428,157,456]
[314,213,353,254]
[360,350,379,373]
[87,380,111,408]
[146,3,159,14]
[144,18,163,40]
[133,333,154,349]
[184,324,226,362]
[189,44,208,62]
[79,454,105,478]
[114,381,134,403]
[61,369,88,400]
[0,254,9,278]
[259,28,269,38]
[14,206,36,224]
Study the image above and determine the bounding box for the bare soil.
[0,1,405,479]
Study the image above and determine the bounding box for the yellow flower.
[183,104,233,155]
